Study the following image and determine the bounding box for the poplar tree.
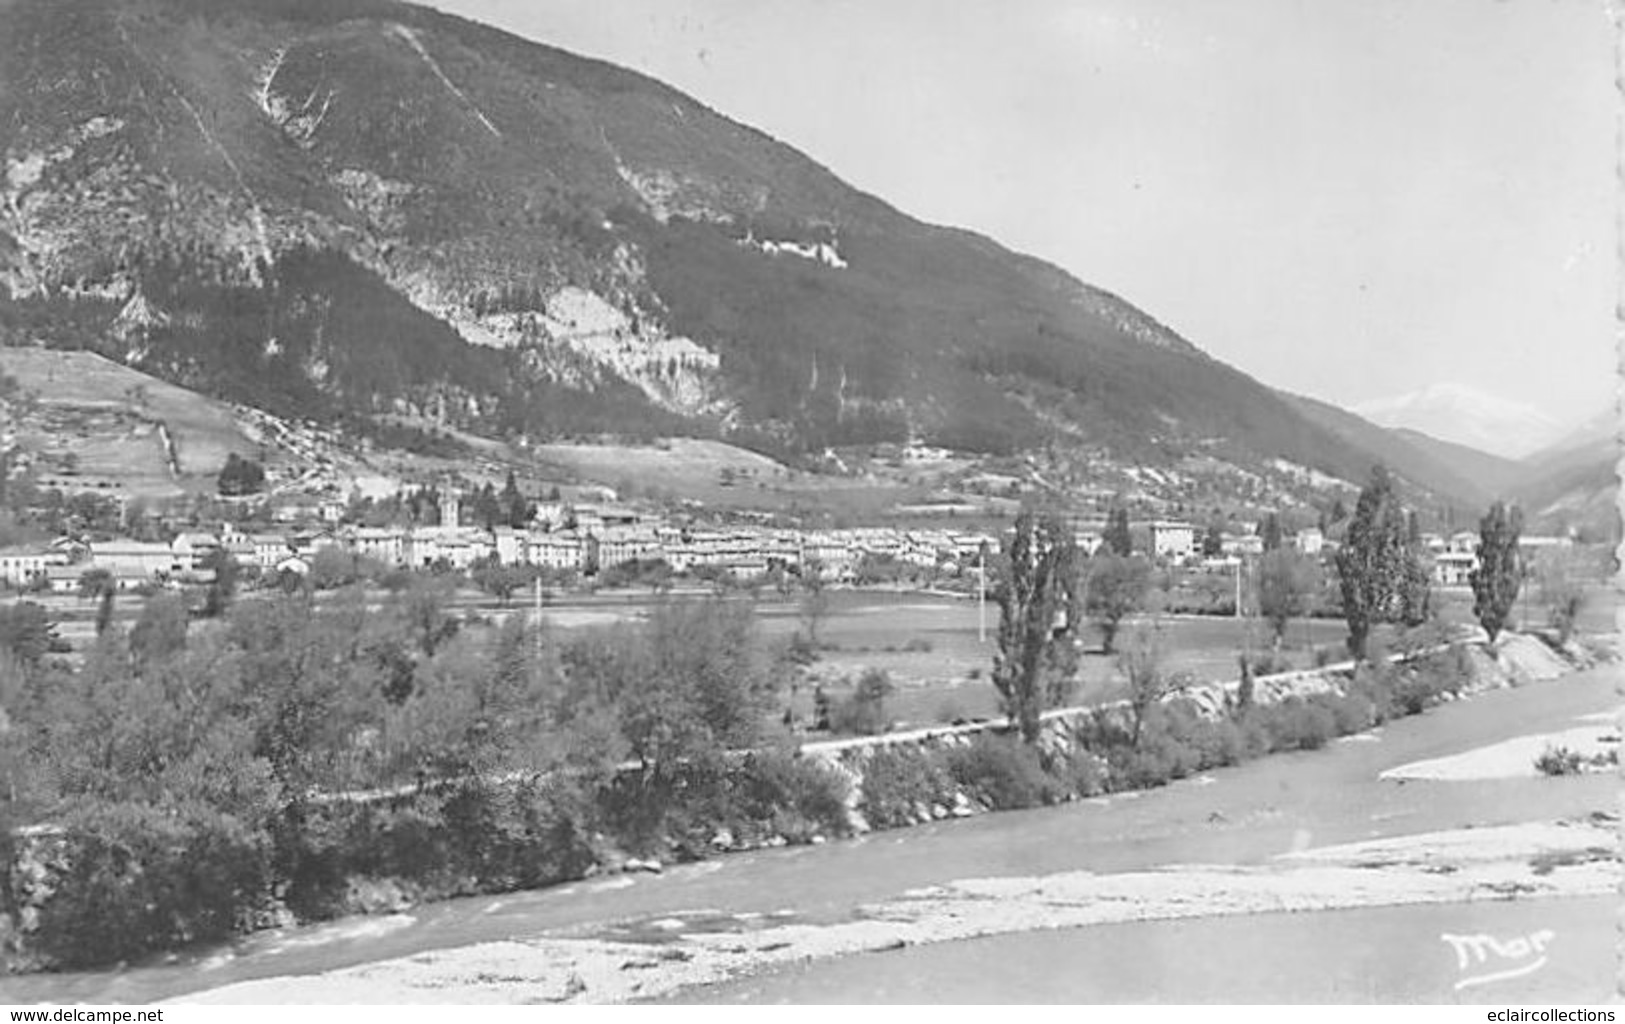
[1104,507,1133,557]
[1469,501,1523,642]
[993,509,1082,743]
[1334,465,1415,659]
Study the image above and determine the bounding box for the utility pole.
[532,572,543,664]
[1234,557,1242,620]
[977,541,987,644]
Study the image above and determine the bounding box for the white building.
[528,531,584,572]
[90,541,188,580]
[1149,521,1197,561]
[0,545,66,588]
[1433,550,1477,587]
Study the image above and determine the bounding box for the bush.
[859,746,952,830]
[1052,749,1107,798]
[1534,745,1584,776]
[1188,714,1250,769]
[728,750,852,844]
[30,801,275,969]
[1347,662,1401,724]
[1389,669,1444,717]
[901,637,934,653]
[831,669,893,737]
[1318,691,1376,736]
[943,735,1059,810]
[1233,709,1275,761]
[1248,651,1293,678]
[1264,696,1337,751]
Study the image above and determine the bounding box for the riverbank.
[7,653,1613,1005]
[172,813,1617,1004]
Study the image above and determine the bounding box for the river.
[4,662,1616,1004]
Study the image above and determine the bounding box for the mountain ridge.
[1352,382,1570,460]
[0,0,1489,509]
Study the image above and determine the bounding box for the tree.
[78,568,114,604]
[198,549,240,618]
[400,575,461,657]
[1469,502,1522,642]
[80,569,117,636]
[1334,465,1423,659]
[500,470,532,528]
[1085,554,1150,655]
[831,667,894,736]
[1255,549,1322,648]
[1118,623,1179,748]
[1103,507,1133,557]
[1260,513,1283,552]
[1535,548,1586,643]
[1200,522,1224,558]
[470,483,503,530]
[797,557,830,648]
[307,546,361,591]
[217,453,266,497]
[130,593,189,667]
[0,601,62,665]
[471,557,533,606]
[992,510,1082,744]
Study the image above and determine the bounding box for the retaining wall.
[797,630,1599,833]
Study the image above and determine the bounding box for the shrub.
[943,735,1059,810]
[1052,750,1107,798]
[859,746,952,829]
[1534,745,1584,776]
[1318,691,1376,736]
[728,750,851,844]
[598,750,732,859]
[1390,670,1443,717]
[1189,714,1250,769]
[1347,662,1400,724]
[1248,651,1293,678]
[831,669,894,737]
[1233,709,1275,761]
[30,801,275,969]
[1264,696,1337,751]
[901,637,934,653]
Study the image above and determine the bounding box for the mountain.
[1352,383,1568,460]
[1275,391,1495,508]
[1511,405,1618,542]
[1389,428,1523,499]
[0,0,1452,495]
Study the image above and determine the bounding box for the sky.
[431,0,1615,431]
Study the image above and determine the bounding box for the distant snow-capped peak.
[1352,382,1567,459]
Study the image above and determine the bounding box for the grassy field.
[24,577,1616,737]
[758,591,1360,729]
[1,348,257,495]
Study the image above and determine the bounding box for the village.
[0,481,1578,602]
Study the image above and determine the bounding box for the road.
[5,661,1617,1004]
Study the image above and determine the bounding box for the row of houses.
[0,517,1004,590]
[1422,530,1574,587]
[0,493,1578,592]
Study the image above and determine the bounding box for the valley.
[0,0,1614,1009]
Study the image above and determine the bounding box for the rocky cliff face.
[0,0,1427,483]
